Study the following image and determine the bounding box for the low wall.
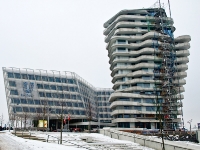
[198,130,200,143]
[100,128,200,150]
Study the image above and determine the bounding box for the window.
[21,74,28,79]
[14,73,21,79]
[63,86,69,91]
[56,109,61,114]
[79,103,84,107]
[61,78,67,83]
[65,94,70,99]
[52,93,58,98]
[142,68,148,72]
[67,102,72,107]
[158,99,163,103]
[134,106,142,111]
[67,79,74,84]
[55,101,61,106]
[50,85,56,90]
[118,114,123,118]
[48,101,54,106]
[42,76,48,81]
[27,99,34,104]
[30,108,35,112]
[124,106,131,110]
[74,110,79,115]
[36,108,42,113]
[146,106,155,111]
[145,98,154,103]
[15,107,22,112]
[34,100,40,105]
[46,93,51,98]
[57,86,63,91]
[118,40,126,44]
[143,83,150,88]
[118,122,130,128]
[23,107,29,112]
[74,103,78,107]
[37,84,43,89]
[39,92,45,97]
[10,90,18,95]
[117,47,126,52]
[9,81,16,87]
[142,76,151,80]
[55,77,61,83]
[28,75,35,80]
[11,98,20,104]
[134,98,141,103]
[44,84,50,90]
[124,114,130,118]
[48,77,54,82]
[80,111,85,115]
[69,87,75,92]
[77,95,81,100]
[71,95,76,100]
[7,72,14,78]
[98,103,102,106]
[58,94,64,98]
[35,75,41,81]
[119,98,130,101]
[21,99,27,104]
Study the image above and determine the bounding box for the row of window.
[97,97,110,101]
[11,98,84,107]
[7,72,76,84]
[98,102,110,106]
[38,92,81,99]
[37,84,78,92]
[13,107,86,115]
[96,91,112,96]
[99,114,111,118]
[99,108,111,112]
[116,106,158,111]
[118,98,163,103]
[117,113,156,118]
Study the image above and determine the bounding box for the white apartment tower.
[104,8,190,129]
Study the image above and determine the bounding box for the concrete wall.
[100,128,200,150]
[197,130,200,143]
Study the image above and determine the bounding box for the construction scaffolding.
[147,5,183,130]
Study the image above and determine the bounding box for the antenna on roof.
[168,0,172,18]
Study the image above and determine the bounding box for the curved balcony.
[174,35,191,43]
[110,101,155,109]
[109,92,184,103]
[112,118,160,123]
[111,63,188,77]
[112,71,187,83]
[110,56,188,70]
[111,109,156,116]
[175,42,190,50]
[113,79,186,90]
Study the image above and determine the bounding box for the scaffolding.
[146,5,183,130]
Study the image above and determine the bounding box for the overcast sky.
[0,0,199,129]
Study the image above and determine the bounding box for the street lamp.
[187,119,192,133]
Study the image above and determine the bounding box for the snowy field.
[0,131,154,150]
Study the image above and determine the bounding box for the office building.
[2,67,114,130]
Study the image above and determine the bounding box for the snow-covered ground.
[0,131,154,150]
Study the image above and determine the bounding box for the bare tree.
[86,100,92,133]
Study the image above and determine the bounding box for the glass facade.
[3,67,114,127]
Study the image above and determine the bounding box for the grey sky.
[0,0,199,129]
